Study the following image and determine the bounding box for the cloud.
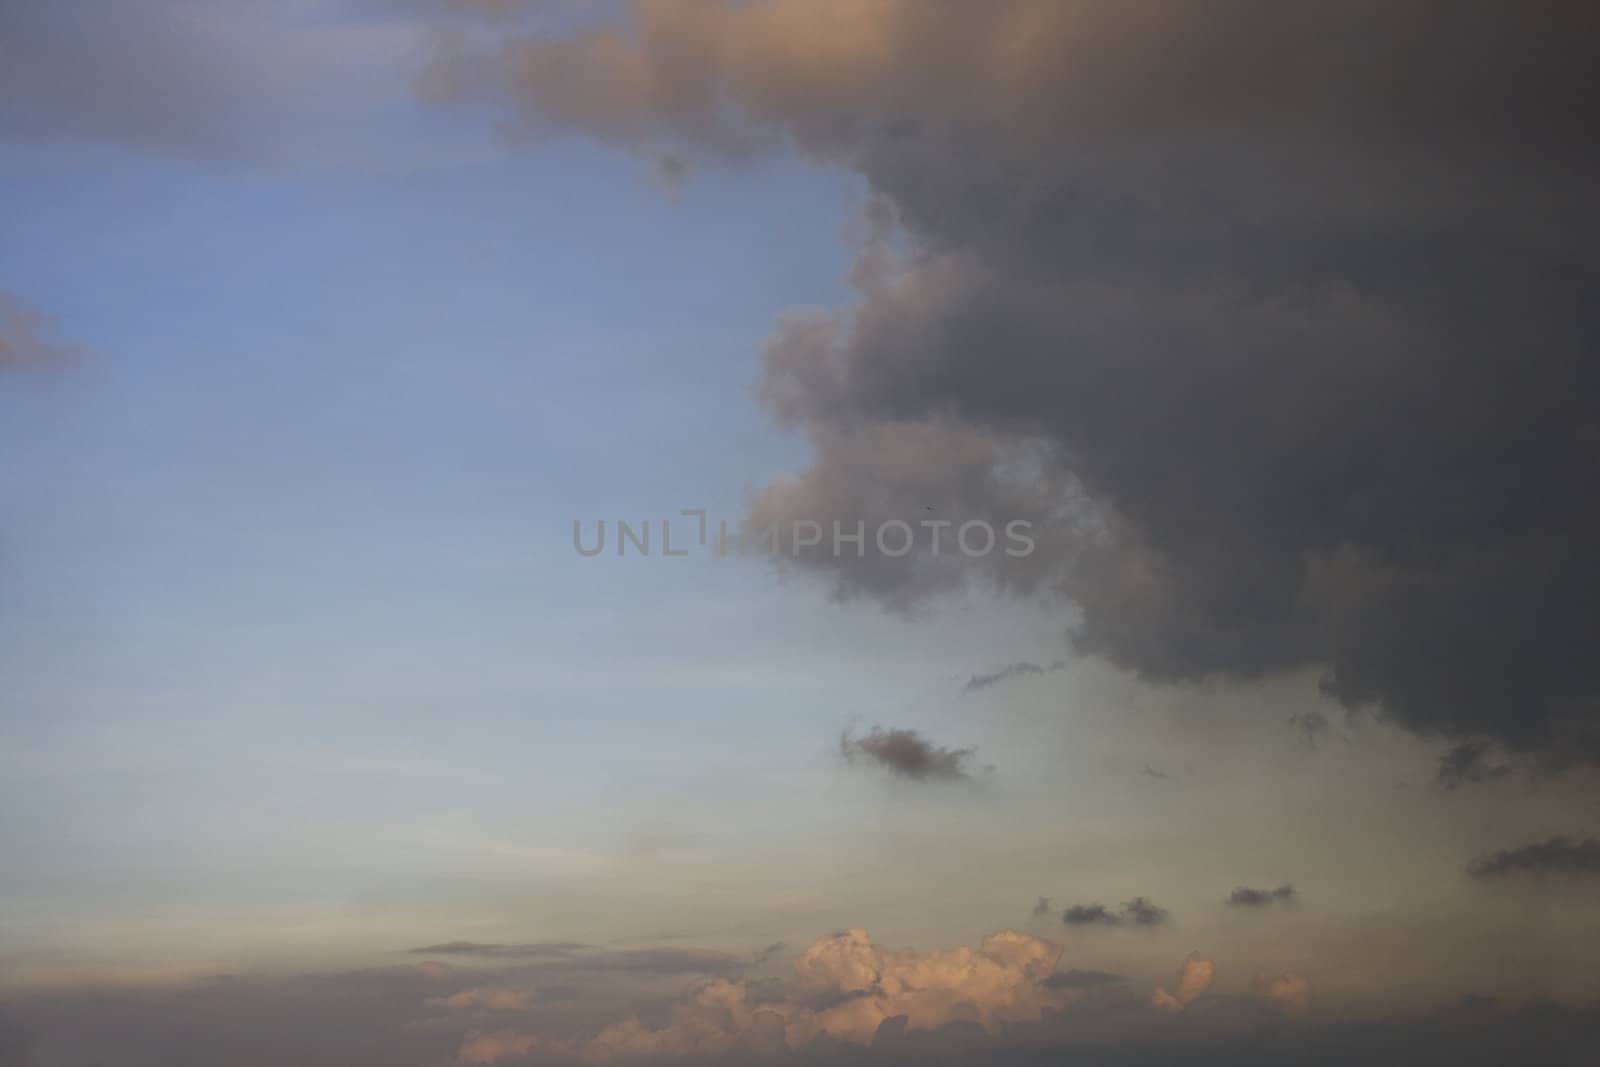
[429,1,1600,768]
[1060,898,1169,928]
[7,938,1600,1067]
[1467,836,1600,879]
[1227,885,1296,909]
[839,727,976,781]
[1121,898,1169,927]
[0,294,82,369]
[455,927,1070,1062]
[1437,740,1515,790]
[752,943,788,966]
[963,660,1062,694]
[584,948,748,978]
[1151,953,1216,1015]
[1288,712,1345,751]
[1042,969,1125,990]
[412,942,590,959]
[432,987,541,1015]
[1061,904,1118,927]
[1255,972,1313,1017]
[1031,897,1052,918]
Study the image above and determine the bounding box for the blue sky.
[0,43,1077,971]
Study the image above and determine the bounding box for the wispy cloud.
[409,941,588,960]
[1468,836,1600,878]
[962,660,1064,694]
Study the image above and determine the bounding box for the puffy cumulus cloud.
[456,928,1068,1062]
[1467,836,1600,879]
[0,294,82,369]
[429,1,1600,769]
[1151,953,1216,1015]
[839,726,977,782]
[1226,885,1296,909]
[1255,972,1313,1017]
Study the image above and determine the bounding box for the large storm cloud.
[428,1,1600,766]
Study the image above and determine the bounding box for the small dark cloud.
[1141,765,1170,780]
[408,941,587,959]
[1043,968,1126,989]
[1031,896,1053,918]
[840,726,976,781]
[1061,903,1119,927]
[963,660,1063,694]
[1467,836,1600,879]
[1437,740,1515,790]
[1120,897,1168,926]
[1061,898,1168,928]
[1228,884,1297,908]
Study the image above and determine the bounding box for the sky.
[2,3,1599,1066]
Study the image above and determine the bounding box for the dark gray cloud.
[1121,897,1169,927]
[1468,836,1600,879]
[1031,897,1052,918]
[1042,968,1125,990]
[1228,884,1297,909]
[433,2,1600,768]
[1061,904,1119,927]
[963,660,1063,694]
[839,726,976,782]
[410,941,589,959]
[1061,898,1169,928]
[1437,740,1516,790]
[0,294,81,369]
